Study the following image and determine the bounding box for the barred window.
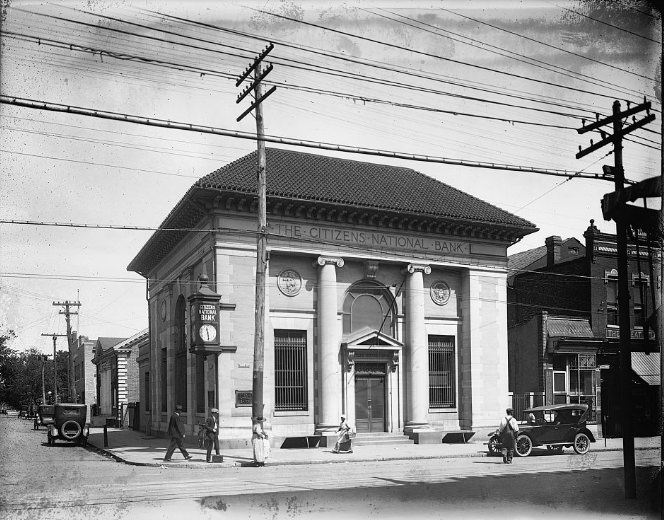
[274,330,307,411]
[429,335,456,408]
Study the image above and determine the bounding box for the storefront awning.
[631,352,661,385]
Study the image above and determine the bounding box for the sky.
[0,0,661,355]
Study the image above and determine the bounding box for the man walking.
[205,407,220,463]
[163,404,192,462]
[498,407,519,464]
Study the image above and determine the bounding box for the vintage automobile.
[514,403,595,457]
[33,405,56,430]
[47,403,90,446]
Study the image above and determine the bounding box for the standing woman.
[332,414,353,454]
[252,416,269,467]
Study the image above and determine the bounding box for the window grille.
[274,330,307,411]
[428,335,456,408]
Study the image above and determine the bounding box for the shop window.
[428,335,456,408]
[274,330,307,411]
[632,275,649,328]
[605,271,618,326]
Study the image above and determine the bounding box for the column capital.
[404,263,431,275]
[315,256,344,268]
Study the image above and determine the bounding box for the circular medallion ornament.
[430,281,451,306]
[160,300,167,321]
[277,269,302,297]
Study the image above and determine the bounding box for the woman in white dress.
[252,416,269,466]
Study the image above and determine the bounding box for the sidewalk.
[86,427,661,468]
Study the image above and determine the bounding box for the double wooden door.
[354,375,385,433]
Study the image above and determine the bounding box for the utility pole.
[41,333,67,403]
[53,300,81,402]
[236,43,277,425]
[576,98,656,499]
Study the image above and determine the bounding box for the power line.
[251,7,658,104]
[2,31,584,126]
[1,95,612,180]
[148,9,631,117]
[370,7,657,91]
[439,7,662,88]
[557,3,661,45]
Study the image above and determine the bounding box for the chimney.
[583,219,599,262]
[545,235,562,267]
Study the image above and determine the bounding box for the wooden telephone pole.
[53,300,81,402]
[576,98,656,499]
[41,333,67,403]
[236,44,277,424]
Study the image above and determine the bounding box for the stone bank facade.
[128,148,536,443]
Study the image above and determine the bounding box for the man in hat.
[205,407,220,463]
[164,404,192,462]
[497,407,519,464]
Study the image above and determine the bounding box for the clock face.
[199,324,217,342]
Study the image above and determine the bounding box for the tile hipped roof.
[128,148,538,276]
[546,317,594,338]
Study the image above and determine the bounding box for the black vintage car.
[47,403,89,446]
[515,403,595,457]
[33,405,56,430]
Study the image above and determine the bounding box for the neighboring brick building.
[92,330,147,425]
[508,220,661,437]
[70,333,97,406]
[127,148,537,446]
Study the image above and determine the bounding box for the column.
[404,263,431,432]
[315,256,344,433]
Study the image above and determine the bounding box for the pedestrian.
[163,404,192,462]
[251,417,269,467]
[205,407,220,463]
[498,407,519,464]
[332,414,353,454]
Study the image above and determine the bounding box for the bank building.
[127,148,537,445]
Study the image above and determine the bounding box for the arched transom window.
[342,280,396,336]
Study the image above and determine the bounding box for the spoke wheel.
[573,433,590,454]
[488,436,500,456]
[515,434,532,457]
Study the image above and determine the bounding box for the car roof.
[523,403,588,413]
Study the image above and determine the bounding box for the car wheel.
[515,434,532,457]
[487,436,500,456]
[61,420,82,441]
[573,433,590,454]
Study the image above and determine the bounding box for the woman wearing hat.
[333,414,353,454]
[252,417,269,467]
[205,408,220,463]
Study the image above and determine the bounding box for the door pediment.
[342,327,402,372]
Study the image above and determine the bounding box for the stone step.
[352,433,414,446]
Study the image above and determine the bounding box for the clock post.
[188,274,222,356]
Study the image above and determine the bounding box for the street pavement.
[86,426,661,468]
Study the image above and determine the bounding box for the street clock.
[187,274,222,355]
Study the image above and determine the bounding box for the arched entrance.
[342,280,401,433]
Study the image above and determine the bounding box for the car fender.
[579,428,595,442]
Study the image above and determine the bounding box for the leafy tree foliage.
[0,330,70,408]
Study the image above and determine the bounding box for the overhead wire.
[555,3,661,45]
[369,7,653,98]
[438,6,662,90]
[250,6,658,105]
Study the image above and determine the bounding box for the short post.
[103,424,108,447]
